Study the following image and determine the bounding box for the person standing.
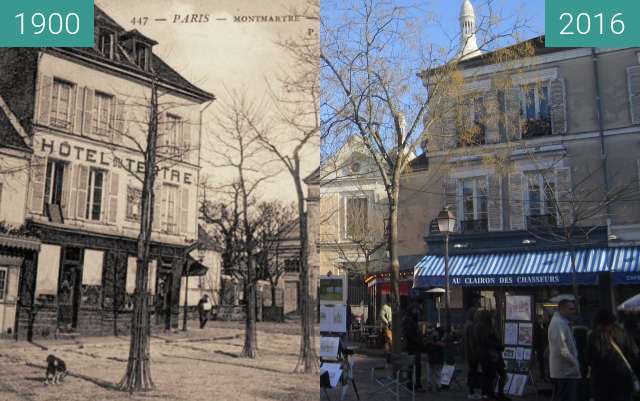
[533,314,549,381]
[548,299,581,401]
[463,307,480,399]
[380,296,393,360]
[403,303,426,392]
[197,294,212,329]
[426,326,446,392]
[475,309,510,401]
[585,308,640,401]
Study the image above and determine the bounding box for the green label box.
[546,0,640,47]
[0,0,94,47]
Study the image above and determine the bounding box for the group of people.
[545,299,640,401]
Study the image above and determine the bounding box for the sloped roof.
[0,107,29,152]
[58,6,214,102]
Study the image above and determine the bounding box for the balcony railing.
[460,219,488,233]
[522,117,552,138]
[526,213,557,229]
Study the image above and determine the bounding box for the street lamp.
[437,207,456,336]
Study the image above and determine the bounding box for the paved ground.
[0,320,318,401]
[323,352,554,401]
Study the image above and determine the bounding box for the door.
[156,273,173,330]
[284,281,299,315]
[58,247,83,332]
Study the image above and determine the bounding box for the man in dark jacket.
[464,307,480,398]
[197,294,211,329]
[404,303,425,392]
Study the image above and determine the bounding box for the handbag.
[609,335,640,393]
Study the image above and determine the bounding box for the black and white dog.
[45,354,67,384]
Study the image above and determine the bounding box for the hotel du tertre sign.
[34,133,196,186]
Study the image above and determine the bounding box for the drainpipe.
[591,48,616,313]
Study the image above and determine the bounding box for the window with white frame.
[93,91,114,135]
[98,29,115,59]
[460,177,488,223]
[521,83,550,121]
[0,268,5,300]
[43,159,66,213]
[126,186,142,221]
[86,169,106,221]
[162,114,184,155]
[525,172,557,217]
[161,184,178,233]
[50,79,74,128]
[345,197,368,240]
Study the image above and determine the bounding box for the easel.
[320,334,360,401]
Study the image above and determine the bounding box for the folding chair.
[369,353,416,401]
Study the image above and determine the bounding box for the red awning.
[377,281,412,296]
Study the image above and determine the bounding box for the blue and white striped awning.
[413,248,623,288]
[611,247,640,284]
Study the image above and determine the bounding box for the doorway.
[57,247,83,332]
[284,281,299,315]
[156,272,173,330]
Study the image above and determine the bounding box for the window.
[126,186,142,221]
[161,184,178,233]
[135,44,150,71]
[50,79,74,129]
[525,172,557,218]
[284,259,300,272]
[457,96,485,146]
[345,197,367,239]
[86,169,106,221]
[0,269,6,301]
[162,114,184,154]
[93,92,114,135]
[521,84,551,138]
[44,159,66,212]
[98,30,114,58]
[459,177,487,232]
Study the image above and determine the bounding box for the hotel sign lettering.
[37,136,195,186]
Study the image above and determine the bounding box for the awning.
[370,280,412,296]
[413,248,612,288]
[611,247,640,284]
[0,234,40,252]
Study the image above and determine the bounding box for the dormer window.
[135,43,150,71]
[98,29,115,59]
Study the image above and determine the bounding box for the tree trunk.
[242,262,258,357]
[388,182,402,354]
[294,173,317,373]
[119,81,159,392]
[271,282,277,307]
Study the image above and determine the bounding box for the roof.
[304,167,320,185]
[58,6,214,102]
[0,106,29,152]
[408,153,428,171]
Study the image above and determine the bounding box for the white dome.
[460,0,475,19]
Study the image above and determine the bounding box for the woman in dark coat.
[585,308,640,401]
[475,309,509,401]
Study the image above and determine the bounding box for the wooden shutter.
[178,187,190,234]
[107,172,119,224]
[445,176,457,211]
[627,66,640,125]
[29,155,47,214]
[157,112,166,154]
[60,163,73,219]
[83,88,95,136]
[506,87,522,140]
[509,172,525,230]
[75,165,89,219]
[556,167,573,226]
[37,75,53,125]
[114,98,126,144]
[550,78,567,135]
[484,91,500,144]
[152,181,163,231]
[183,119,192,163]
[487,175,503,231]
[67,165,77,220]
[73,86,85,134]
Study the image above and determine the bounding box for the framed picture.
[320,275,347,304]
[518,322,533,346]
[506,295,532,321]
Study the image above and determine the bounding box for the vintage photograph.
[0,1,319,400]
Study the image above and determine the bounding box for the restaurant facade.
[0,6,214,339]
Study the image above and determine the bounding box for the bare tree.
[321,0,528,349]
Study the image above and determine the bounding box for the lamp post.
[437,207,456,336]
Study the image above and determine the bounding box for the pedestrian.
[380,296,393,361]
[426,326,445,392]
[585,308,640,401]
[197,294,212,329]
[533,314,549,382]
[548,299,581,401]
[403,302,426,392]
[475,309,510,401]
[464,307,481,399]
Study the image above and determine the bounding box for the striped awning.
[413,248,614,288]
[611,247,640,284]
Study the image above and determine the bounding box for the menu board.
[320,304,347,333]
[502,294,534,396]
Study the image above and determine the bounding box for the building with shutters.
[400,0,640,327]
[0,7,214,338]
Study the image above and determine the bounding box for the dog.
[45,354,67,385]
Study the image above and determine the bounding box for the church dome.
[460,0,475,19]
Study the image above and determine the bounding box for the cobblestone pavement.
[0,320,317,401]
[323,353,554,401]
